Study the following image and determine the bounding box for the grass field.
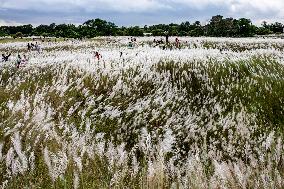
[0,37,284,188]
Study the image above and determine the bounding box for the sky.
[0,0,283,26]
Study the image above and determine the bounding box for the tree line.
[0,15,283,38]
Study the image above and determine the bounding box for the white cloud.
[227,0,284,24]
[0,0,170,12]
[0,19,23,26]
[1,0,284,14]
[164,0,226,9]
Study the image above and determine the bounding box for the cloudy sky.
[0,0,283,26]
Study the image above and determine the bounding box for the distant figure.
[128,41,133,48]
[16,54,21,68]
[95,51,101,60]
[175,38,180,48]
[31,43,35,50]
[165,34,169,44]
[27,43,31,51]
[120,52,123,58]
[2,53,11,62]
[21,55,28,66]
[35,42,41,53]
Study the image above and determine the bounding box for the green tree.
[270,22,283,33]
[152,29,164,36]
[238,18,255,37]
[127,26,144,36]
[83,19,117,37]
[15,32,23,38]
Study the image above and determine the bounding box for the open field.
[0,37,69,44]
[0,37,284,188]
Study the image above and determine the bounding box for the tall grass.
[0,37,284,188]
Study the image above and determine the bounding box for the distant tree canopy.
[0,16,283,38]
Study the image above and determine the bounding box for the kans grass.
[0,37,284,188]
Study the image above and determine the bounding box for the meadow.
[0,37,284,188]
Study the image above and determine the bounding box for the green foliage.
[0,15,283,38]
[15,32,23,38]
[1,40,284,188]
[127,26,144,36]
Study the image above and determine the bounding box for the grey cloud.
[0,0,283,26]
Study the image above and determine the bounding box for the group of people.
[1,36,187,69]
[16,54,28,68]
[94,51,102,61]
[27,42,41,53]
[153,38,165,46]
[12,42,42,68]
[175,37,181,48]
[128,37,138,48]
[152,37,181,49]
[1,52,28,68]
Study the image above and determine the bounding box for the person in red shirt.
[95,51,102,61]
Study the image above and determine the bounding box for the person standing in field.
[31,43,35,50]
[165,32,169,44]
[21,55,28,66]
[95,51,101,61]
[16,54,21,68]
[27,43,31,51]
[175,37,180,48]
[35,42,41,53]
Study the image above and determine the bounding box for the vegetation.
[0,37,284,188]
[0,15,283,38]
